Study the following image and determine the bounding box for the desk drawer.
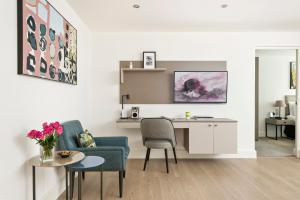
[173,122,190,128]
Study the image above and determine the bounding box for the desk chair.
[140,118,177,173]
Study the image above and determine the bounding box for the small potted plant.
[27,122,63,162]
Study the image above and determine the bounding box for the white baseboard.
[128,148,257,159]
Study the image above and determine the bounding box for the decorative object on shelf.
[131,107,140,119]
[290,62,296,89]
[121,94,130,118]
[185,112,191,119]
[27,121,63,162]
[17,0,77,85]
[143,51,156,69]
[174,71,228,103]
[129,61,133,69]
[274,100,286,119]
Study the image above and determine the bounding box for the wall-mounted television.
[174,71,228,103]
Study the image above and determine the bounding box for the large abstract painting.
[18,0,77,85]
[174,71,228,103]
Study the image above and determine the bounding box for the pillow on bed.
[288,102,296,116]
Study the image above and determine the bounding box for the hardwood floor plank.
[58,158,300,200]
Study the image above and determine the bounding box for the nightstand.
[265,118,295,140]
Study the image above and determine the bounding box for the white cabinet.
[213,123,237,154]
[188,122,237,154]
[189,123,214,154]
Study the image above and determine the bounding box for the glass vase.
[40,146,55,163]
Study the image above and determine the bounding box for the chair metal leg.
[164,149,169,173]
[65,167,69,200]
[143,148,151,171]
[172,147,178,164]
[78,171,82,200]
[147,148,151,161]
[119,171,123,198]
[33,166,36,200]
[71,171,75,199]
[100,166,103,200]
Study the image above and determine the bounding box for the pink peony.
[42,122,48,130]
[43,124,54,135]
[27,130,44,140]
[35,131,44,140]
[27,130,37,139]
[56,125,63,135]
[51,122,60,129]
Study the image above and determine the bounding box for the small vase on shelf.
[129,61,133,69]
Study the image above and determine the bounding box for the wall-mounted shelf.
[120,68,166,83]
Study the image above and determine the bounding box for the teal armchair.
[57,120,129,197]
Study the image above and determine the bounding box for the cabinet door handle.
[214,124,218,127]
[208,124,212,127]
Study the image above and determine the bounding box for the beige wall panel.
[120,61,227,104]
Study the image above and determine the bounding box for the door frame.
[255,46,299,157]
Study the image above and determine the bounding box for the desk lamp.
[121,94,130,119]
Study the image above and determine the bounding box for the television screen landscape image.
[174,71,228,103]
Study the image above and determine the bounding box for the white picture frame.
[143,51,156,69]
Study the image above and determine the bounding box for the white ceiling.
[66,0,300,32]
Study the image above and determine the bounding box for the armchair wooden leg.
[172,147,177,164]
[143,148,151,171]
[164,149,169,173]
[123,170,126,178]
[119,171,123,198]
[82,172,85,180]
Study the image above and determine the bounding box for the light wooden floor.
[58,158,300,200]
[256,137,295,157]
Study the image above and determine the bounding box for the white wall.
[90,32,300,159]
[0,1,92,200]
[256,50,296,137]
[3,3,300,198]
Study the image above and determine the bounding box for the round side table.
[29,151,85,200]
[69,156,105,200]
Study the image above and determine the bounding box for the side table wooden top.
[29,151,85,168]
[265,118,295,125]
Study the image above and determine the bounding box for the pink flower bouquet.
[27,121,63,162]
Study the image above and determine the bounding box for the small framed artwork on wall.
[143,51,156,69]
[290,62,296,89]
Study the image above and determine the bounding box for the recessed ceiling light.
[221,4,228,8]
[133,4,140,8]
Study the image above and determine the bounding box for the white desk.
[116,118,237,154]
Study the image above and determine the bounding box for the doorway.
[255,49,297,157]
